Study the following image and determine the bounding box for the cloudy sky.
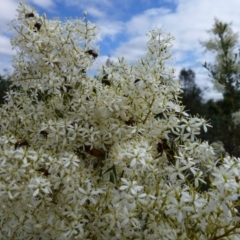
[1,0,240,99]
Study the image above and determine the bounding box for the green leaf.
[112,164,117,179]
[110,172,115,183]
[54,108,64,118]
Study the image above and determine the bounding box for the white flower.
[166,159,189,182]
[0,180,20,199]
[119,178,144,195]
[28,177,52,196]
[165,192,193,223]
[78,181,103,205]
[1,3,240,239]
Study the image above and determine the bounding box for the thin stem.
[211,223,240,240]
[142,97,155,124]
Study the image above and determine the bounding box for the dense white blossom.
[1,2,240,239]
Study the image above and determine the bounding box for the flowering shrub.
[1,3,240,239]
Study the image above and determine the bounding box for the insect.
[134,79,141,84]
[156,138,176,164]
[156,142,164,157]
[84,145,105,158]
[37,168,49,176]
[235,176,239,183]
[34,22,41,32]
[25,13,34,18]
[102,74,111,86]
[89,148,105,158]
[125,119,135,126]
[87,50,98,59]
[40,130,48,138]
[15,139,29,150]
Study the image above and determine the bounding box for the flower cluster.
[1,3,240,239]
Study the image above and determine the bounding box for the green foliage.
[201,19,240,156]
[0,74,11,105]
[180,19,240,157]
[201,18,240,112]
[180,67,240,156]
[179,69,204,116]
[202,97,240,156]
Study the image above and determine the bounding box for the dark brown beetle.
[102,75,110,86]
[15,139,29,150]
[125,119,135,126]
[156,139,176,164]
[34,22,41,32]
[40,130,48,138]
[87,50,98,59]
[134,79,141,84]
[25,13,34,18]
[37,168,49,176]
[84,145,105,158]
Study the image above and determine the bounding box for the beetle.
[156,138,176,164]
[25,13,34,18]
[87,50,98,59]
[15,139,29,150]
[37,168,49,176]
[34,22,41,32]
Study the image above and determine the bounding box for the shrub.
[0,3,240,239]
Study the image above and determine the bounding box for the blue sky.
[1,0,240,99]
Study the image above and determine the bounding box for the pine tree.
[201,18,240,156]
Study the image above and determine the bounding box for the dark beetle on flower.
[15,139,29,150]
[102,75,111,86]
[125,119,135,126]
[87,50,98,59]
[40,130,48,138]
[37,168,49,176]
[25,13,34,18]
[34,22,41,32]
[156,138,176,164]
[134,79,141,84]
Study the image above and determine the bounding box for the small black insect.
[156,139,176,164]
[34,22,42,32]
[102,75,110,86]
[134,79,141,84]
[125,119,135,126]
[25,13,34,18]
[15,139,29,150]
[87,50,98,59]
[40,130,48,138]
[83,145,104,158]
[37,168,49,176]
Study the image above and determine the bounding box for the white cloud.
[60,0,124,40]
[107,0,240,100]
[0,0,17,21]
[0,35,14,55]
[86,7,106,18]
[90,55,109,73]
[65,0,111,6]
[0,0,18,33]
[98,20,124,40]
[63,0,112,14]
[113,35,148,62]
[30,0,55,9]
